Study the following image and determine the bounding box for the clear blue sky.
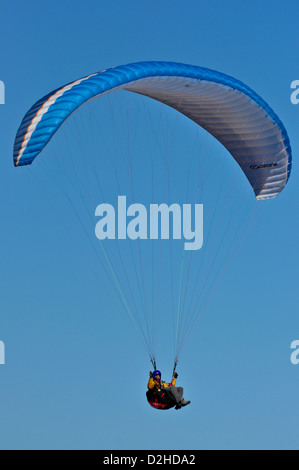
[1,0,299,450]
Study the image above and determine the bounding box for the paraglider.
[13,61,292,411]
[147,369,190,410]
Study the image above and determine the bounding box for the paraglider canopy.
[14,61,291,200]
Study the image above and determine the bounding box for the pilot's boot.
[180,399,191,407]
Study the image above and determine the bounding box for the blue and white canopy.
[13,61,292,199]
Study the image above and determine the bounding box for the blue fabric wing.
[13,61,292,199]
